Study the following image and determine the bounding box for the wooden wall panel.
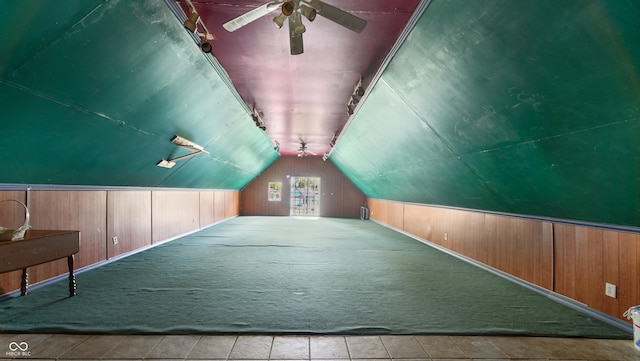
[199,191,215,228]
[403,204,430,241]
[0,191,28,295]
[214,190,226,222]
[555,224,577,299]
[240,156,366,218]
[2,188,238,297]
[539,222,554,289]
[554,225,640,322]
[152,191,200,243]
[0,191,27,228]
[226,191,240,218]
[367,199,381,222]
[375,199,638,323]
[618,232,639,317]
[2,191,108,293]
[75,191,108,268]
[107,191,152,258]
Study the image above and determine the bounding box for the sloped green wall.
[0,0,278,189]
[332,0,640,227]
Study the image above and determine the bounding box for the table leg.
[68,255,76,297]
[20,268,28,296]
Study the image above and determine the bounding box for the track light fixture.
[252,108,267,131]
[184,12,199,32]
[291,11,306,35]
[329,133,337,148]
[273,13,287,29]
[181,0,216,54]
[157,135,209,169]
[346,78,365,115]
[347,104,354,115]
[299,4,317,22]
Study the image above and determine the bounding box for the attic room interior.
[1,0,640,359]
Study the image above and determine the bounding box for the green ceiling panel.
[1,0,278,189]
[332,0,640,227]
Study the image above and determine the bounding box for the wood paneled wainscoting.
[368,199,640,325]
[0,189,239,297]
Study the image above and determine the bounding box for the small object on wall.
[0,199,31,241]
[268,182,282,201]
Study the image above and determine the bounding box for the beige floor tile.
[346,336,390,359]
[485,336,552,359]
[380,336,428,359]
[187,335,237,359]
[146,335,200,359]
[228,336,273,360]
[25,334,90,359]
[534,337,623,360]
[451,336,507,359]
[310,337,350,359]
[270,336,309,359]
[58,335,125,359]
[3,334,54,352]
[102,334,163,359]
[593,338,640,361]
[415,335,467,359]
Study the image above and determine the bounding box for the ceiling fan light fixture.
[281,1,295,16]
[273,13,287,29]
[299,5,317,22]
[200,41,212,53]
[292,12,306,35]
[183,12,199,33]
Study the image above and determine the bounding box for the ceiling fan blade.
[223,1,284,32]
[306,0,366,33]
[289,15,304,55]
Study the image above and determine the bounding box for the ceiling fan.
[297,141,317,157]
[223,0,367,55]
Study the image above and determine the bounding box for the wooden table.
[0,230,80,297]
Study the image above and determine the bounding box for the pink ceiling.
[181,0,421,156]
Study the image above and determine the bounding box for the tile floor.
[0,334,639,361]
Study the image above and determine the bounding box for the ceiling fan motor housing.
[282,2,295,16]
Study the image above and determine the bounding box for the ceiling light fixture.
[157,135,210,169]
[281,1,295,16]
[252,108,267,131]
[291,11,306,35]
[181,0,216,54]
[183,11,199,32]
[273,13,287,29]
[299,4,317,22]
[346,78,365,115]
[223,0,367,56]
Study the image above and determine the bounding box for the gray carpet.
[0,217,631,337]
